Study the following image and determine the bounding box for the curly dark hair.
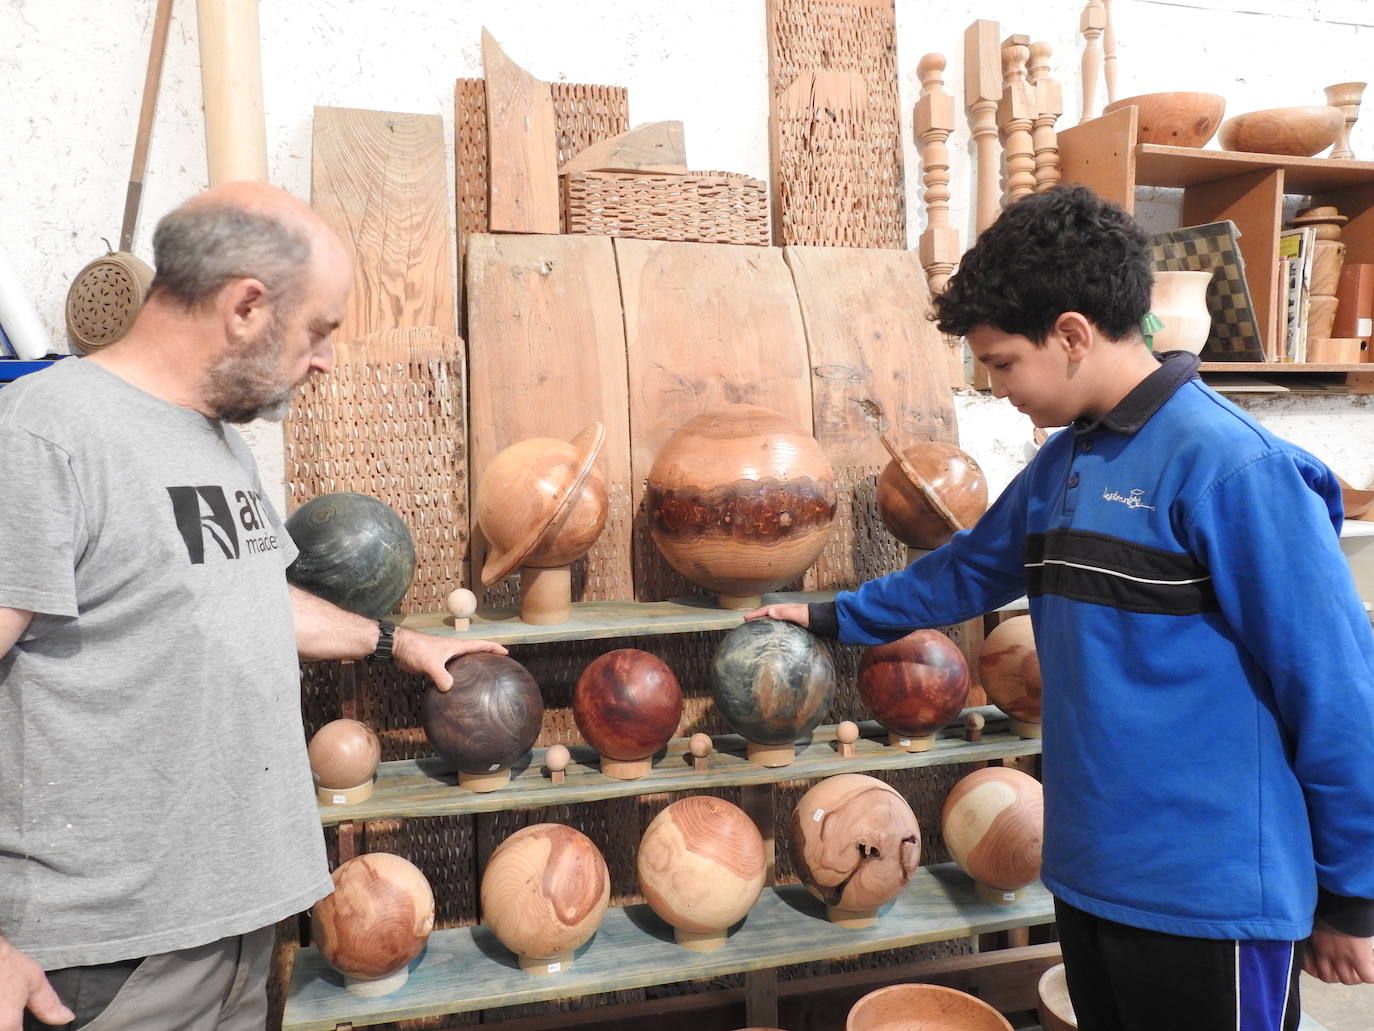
[933,185,1153,344]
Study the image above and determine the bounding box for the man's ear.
[1053,311,1096,363]
[218,278,271,345]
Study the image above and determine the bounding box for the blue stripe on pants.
[1238,939,1294,1031]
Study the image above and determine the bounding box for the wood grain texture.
[310,853,434,981]
[857,631,970,740]
[573,649,683,762]
[482,29,559,234]
[978,615,1041,729]
[560,121,687,175]
[942,768,1044,893]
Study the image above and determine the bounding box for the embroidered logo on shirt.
[1101,487,1157,512]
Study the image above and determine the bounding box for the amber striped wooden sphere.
[941,767,1043,895]
[307,718,381,789]
[311,853,435,981]
[978,615,1042,733]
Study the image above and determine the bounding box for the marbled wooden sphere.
[877,441,988,550]
[638,796,767,950]
[573,649,683,776]
[646,404,837,607]
[941,767,1044,902]
[857,630,969,750]
[711,619,835,766]
[847,983,1014,1031]
[978,616,1042,738]
[481,823,611,972]
[422,654,543,789]
[308,718,382,791]
[789,774,921,926]
[311,853,435,983]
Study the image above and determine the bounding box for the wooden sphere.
[422,654,543,781]
[857,630,969,748]
[978,616,1042,736]
[638,796,766,949]
[646,404,837,606]
[836,720,860,746]
[1102,92,1225,147]
[573,649,683,763]
[1038,963,1078,1031]
[846,983,1013,1031]
[688,733,714,759]
[311,853,435,982]
[445,587,478,619]
[481,823,610,970]
[544,744,571,775]
[876,441,988,550]
[285,492,417,619]
[308,719,381,789]
[476,424,608,585]
[1219,105,1344,157]
[790,774,921,925]
[941,767,1044,900]
[711,619,835,766]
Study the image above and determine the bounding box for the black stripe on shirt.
[1025,529,1218,615]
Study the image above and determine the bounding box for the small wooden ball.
[481,823,610,973]
[790,774,921,926]
[857,630,969,751]
[544,744,571,782]
[979,616,1041,738]
[836,720,860,756]
[638,796,766,950]
[308,719,381,804]
[422,653,544,791]
[688,733,714,759]
[311,853,435,991]
[941,767,1044,903]
[573,649,683,779]
[445,587,478,619]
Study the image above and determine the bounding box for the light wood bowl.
[1038,964,1078,1031]
[1218,105,1345,157]
[1102,92,1225,148]
[846,983,1013,1030]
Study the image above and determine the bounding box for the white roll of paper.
[0,243,52,359]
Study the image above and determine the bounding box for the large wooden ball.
[308,719,382,804]
[573,649,683,778]
[857,630,969,750]
[941,767,1044,902]
[979,616,1042,738]
[711,619,835,766]
[638,796,766,950]
[481,823,611,972]
[847,983,1014,1031]
[646,404,837,607]
[877,442,988,550]
[311,853,435,983]
[790,774,921,926]
[286,492,417,619]
[422,654,544,790]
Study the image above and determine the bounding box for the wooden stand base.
[1010,719,1042,739]
[344,966,409,997]
[600,755,652,780]
[976,881,1027,905]
[520,565,572,625]
[826,905,878,928]
[888,731,936,752]
[746,740,795,767]
[519,949,574,975]
[459,768,511,793]
[717,592,763,611]
[315,779,375,806]
[675,927,728,952]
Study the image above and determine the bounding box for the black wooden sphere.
[286,492,416,618]
[422,654,544,775]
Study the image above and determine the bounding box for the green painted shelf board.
[282,863,1055,1031]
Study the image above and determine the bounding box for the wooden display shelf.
[282,862,1056,1031]
[1199,362,1374,394]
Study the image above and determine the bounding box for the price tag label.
[331,794,347,805]
[812,808,825,822]
[547,962,561,973]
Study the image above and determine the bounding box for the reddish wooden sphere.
[646,404,837,606]
[877,441,988,550]
[573,649,683,762]
[308,718,381,789]
[979,616,1042,736]
[941,767,1044,900]
[311,853,435,981]
[422,654,544,778]
[857,630,969,747]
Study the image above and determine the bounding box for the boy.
[749,186,1374,1030]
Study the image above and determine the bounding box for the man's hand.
[0,937,73,1031]
[393,627,508,692]
[743,603,810,627]
[1304,920,1374,985]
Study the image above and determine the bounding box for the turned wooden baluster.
[1029,41,1063,193]
[999,35,1037,204]
[1080,0,1106,123]
[965,19,1003,235]
[1103,0,1118,107]
[915,52,965,387]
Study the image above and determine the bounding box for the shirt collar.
[1074,351,1201,436]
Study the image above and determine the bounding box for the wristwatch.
[366,620,396,664]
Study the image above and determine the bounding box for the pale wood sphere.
[481,823,610,965]
[941,767,1044,895]
[544,743,571,774]
[847,983,1014,1030]
[979,616,1042,734]
[307,719,381,789]
[445,587,478,619]
[836,720,860,746]
[688,732,714,759]
[311,853,435,981]
[638,796,766,946]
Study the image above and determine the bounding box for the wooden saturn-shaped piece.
[979,615,1042,738]
[941,767,1044,904]
[846,983,1013,1031]
[646,404,837,609]
[573,648,683,780]
[481,823,611,974]
[857,629,970,752]
[637,795,767,950]
[789,774,921,927]
[310,853,435,997]
[308,718,382,805]
[422,653,544,792]
[476,423,608,626]
[877,437,988,553]
[711,619,835,767]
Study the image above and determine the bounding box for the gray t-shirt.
[0,358,330,969]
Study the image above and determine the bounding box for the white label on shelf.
[812,808,825,822]
[488,763,500,771]
[899,738,912,746]
[331,794,347,805]
[547,962,561,973]
[1360,318,1373,336]
[1001,891,1016,902]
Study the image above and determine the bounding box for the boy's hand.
[742,603,809,627]
[1304,920,1374,984]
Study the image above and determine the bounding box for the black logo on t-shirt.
[167,486,278,564]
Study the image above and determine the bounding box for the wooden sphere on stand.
[711,619,835,767]
[857,630,969,751]
[308,719,382,805]
[311,853,435,997]
[444,587,478,630]
[979,615,1042,738]
[789,774,921,927]
[286,492,417,619]
[876,440,988,550]
[941,767,1044,903]
[646,404,837,609]
[846,983,1013,1031]
[481,823,611,974]
[638,795,767,950]
[422,653,544,792]
[573,649,683,780]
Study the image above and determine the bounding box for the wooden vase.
[307,718,381,805]
[1150,270,1213,355]
[941,767,1044,903]
[978,616,1042,738]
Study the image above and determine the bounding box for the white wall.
[4,0,1374,506]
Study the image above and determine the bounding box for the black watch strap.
[366,620,396,664]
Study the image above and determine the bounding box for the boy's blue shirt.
[828,352,1374,940]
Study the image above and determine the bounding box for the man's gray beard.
[203,321,296,423]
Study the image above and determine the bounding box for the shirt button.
[1068,472,1080,488]
[1082,439,1094,453]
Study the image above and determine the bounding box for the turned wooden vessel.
[979,616,1042,738]
[646,404,837,609]
[1219,105,1344,157]
[1102,92,1224,147]
[638,795,767,950]
[422,653,544,791]
[1150,270,1213,356]
[846,982,1014,1031]
[941,767,1044,903]
[475,424,608,625]
[481,823,611,974]
[877,439,988,551]
[1038,963,1079,1031]
[573,649,683,780]
[311,853,435,997]
[857,630,969,751]
[308,718,382,805]
[790,774,921,927]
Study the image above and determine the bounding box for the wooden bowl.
[573,648,684,779]
[1218,105,1345,156]
[1337,475,1374,520]
[978,616,1042,738]
[877,439,988,551]
[857,630,969,750]
[1102,92,1225,148]
[308,718,382,804]
[311,853,435,989]
[1038,964,1079,1031]
[941,767,1044,903]
[846,983,1013,1031]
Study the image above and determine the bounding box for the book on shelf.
[1278,227,1316,363]
[1270,257,1289,363]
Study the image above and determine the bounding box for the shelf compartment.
[1199,363,1374,394]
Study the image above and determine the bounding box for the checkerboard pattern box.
[1149,221,1266,361]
